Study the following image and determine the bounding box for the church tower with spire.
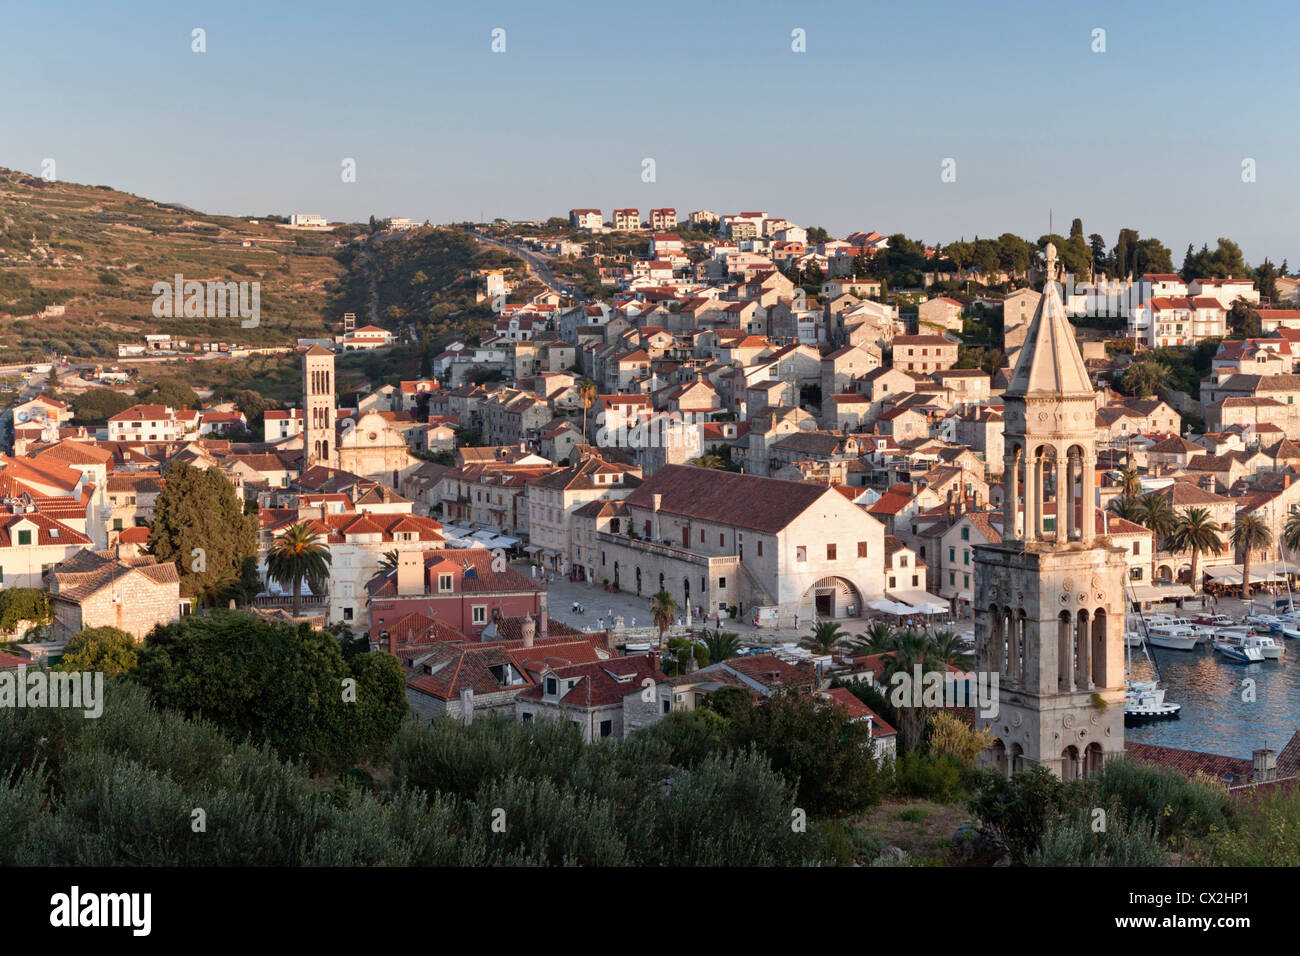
[973,242,1127,780]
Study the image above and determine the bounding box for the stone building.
[49,549,183,641]
[974,244,1127,781]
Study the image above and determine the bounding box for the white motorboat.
[1124,631,1145,647]
[1278,618,1300,640]
[1213,633,1266,663]
[1125,680,1181,724]
[1145,624,1200,651]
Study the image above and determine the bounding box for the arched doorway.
[1009,742,1025,774]
[804,576,862,619]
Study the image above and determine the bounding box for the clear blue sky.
[3,0,1297,266]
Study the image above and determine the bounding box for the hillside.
[0,168,358,359]
[330,227,526,347]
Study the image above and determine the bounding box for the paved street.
[535,563,971,648]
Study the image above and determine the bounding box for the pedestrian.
[597,617,604,630]
[631,616,636,627]
[794,612,799,630]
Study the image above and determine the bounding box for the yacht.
[1145,624,1200,651]
[1125,680,1181,724]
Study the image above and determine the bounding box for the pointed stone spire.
[1004,242,1093,399]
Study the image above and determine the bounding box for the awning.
[889,589,950,615]
[1128,583,1195,602]
[523,545,542,554]
[1205,565,1286,586]
[1252,561,1297,577]
[868,597,915,616]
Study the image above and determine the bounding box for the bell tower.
[973,243,1127,780]
[303,345,337,469]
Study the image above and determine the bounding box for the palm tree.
[1118,467,1142,499]
[800,619,846,654]
[266,521,332,617]
[378,550,399,574]
[1231,512,1273,599]
[855,626,950,751]
[649,590,677,645]
[1167,507,1225,594]
[702,628,741,663]
[193,565,240,609]
[1108,495,1144,524]
[1139,491,1178,582]
[688,454,726,470]
[577,378,598,437]
[927,629,974,672]
[1283,509,1300,559]
[855,620,894,652]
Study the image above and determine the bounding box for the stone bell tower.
[973,242,1127,780]
[303,345,337,469]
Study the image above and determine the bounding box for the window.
[796,546,807,562]
[826,543,837,560]
[521,712,532,722]
[545,677,557,695]
[718,577,726,589]
[439,573,453,592]
[1130,567,1143,580]
[700,529,705,543]
[663,699,671,714]
[949,547,956,562]
[17,530,31,546]
[963,550,970,565]
[858,541,868,558]
[963,573,970,587]
[961,527,970,541]
[757,540,763,557]
[472,605,487,625]
[889,576,896,588]
[1132,542,1140,555]
[343,607,354,621]
[599,720,613,738]
[719,533,724,547]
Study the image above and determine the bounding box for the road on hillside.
[468,231,588,304]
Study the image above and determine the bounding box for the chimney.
[1252,748,1277,782]
[539,608,548,640]
[647,649,660,672]
[386,628,397,655]
[520,614,535,648]
[651,493,662,540]
[396,551,424,596]
[460,688,474,726]
[1286,473,1292,489]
